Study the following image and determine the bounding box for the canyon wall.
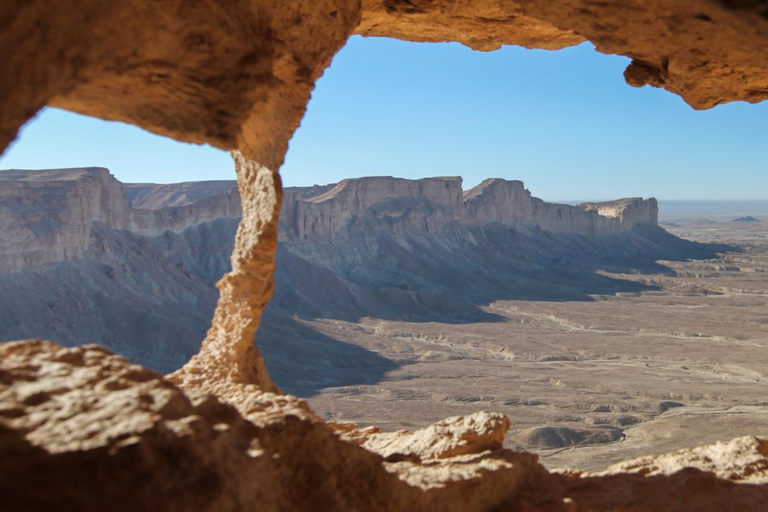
[0,170,657,272]
[280,176,658,240]
[0,168,129,272]
[129,186,241,235]
[0,169,242,271]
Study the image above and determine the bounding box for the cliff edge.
[280,176,658,240]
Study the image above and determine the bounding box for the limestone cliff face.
[463,179,659,236]
[129,185,241,235]
[281,176,464,240]
[0,169,244,273]
[0,168,129,272]
[280,176,658,241]
[579,197,660,229]
[0,169,658,277]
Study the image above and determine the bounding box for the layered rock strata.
[129,186,241,235]
[0,168,241,271]
[0,168,129,272]
[0,169,656,273]
[281,176,657,240]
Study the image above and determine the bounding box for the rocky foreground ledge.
[2,339,767,512]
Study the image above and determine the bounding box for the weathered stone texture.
[4,341,768,511]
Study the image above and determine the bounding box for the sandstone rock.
[0,339,550,511]
[360,411,511,461]
[4,340,768,511]
[600,436,768,484]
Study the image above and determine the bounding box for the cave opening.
[3,3,768,507]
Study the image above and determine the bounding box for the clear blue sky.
[2,36,767,200]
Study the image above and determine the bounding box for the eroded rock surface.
[360,412,511,461]
[0,340,549,511]
[3,340,768,511]
[0,168,129,272]
[281,176,657,240]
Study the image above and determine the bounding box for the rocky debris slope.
[0,218,239,373]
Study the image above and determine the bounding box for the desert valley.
[1,167,766,472]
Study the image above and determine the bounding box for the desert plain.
[296,210,768,470]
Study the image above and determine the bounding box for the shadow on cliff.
[257,312,400,397]
[267,224,738,328]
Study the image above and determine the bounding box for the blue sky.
[2,36,767,200]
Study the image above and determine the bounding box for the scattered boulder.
[659,401,685,413]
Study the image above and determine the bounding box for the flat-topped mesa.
[578,197,660,228]
[0,167,130,272]
[129,183,241,235]
[463,178,658,236]
[281,176,658,241]
[281,176,464,240]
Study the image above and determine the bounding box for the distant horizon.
[1,166,766,204]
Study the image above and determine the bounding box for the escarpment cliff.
[129,185,241,235]
[280,176,658,240]
[0,167,671,373]
[0,167,751,511]
[0,169,657,274]
[0,168,241,271]
[0,168,130,272]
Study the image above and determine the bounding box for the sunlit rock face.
[281,177,464,240]
[579,197,660,229]
[0,168,241,273]
[463,178,658,236]
[0,168,130,272]
[280,176,658,240]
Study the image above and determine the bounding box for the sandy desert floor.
[302,220,768,471]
